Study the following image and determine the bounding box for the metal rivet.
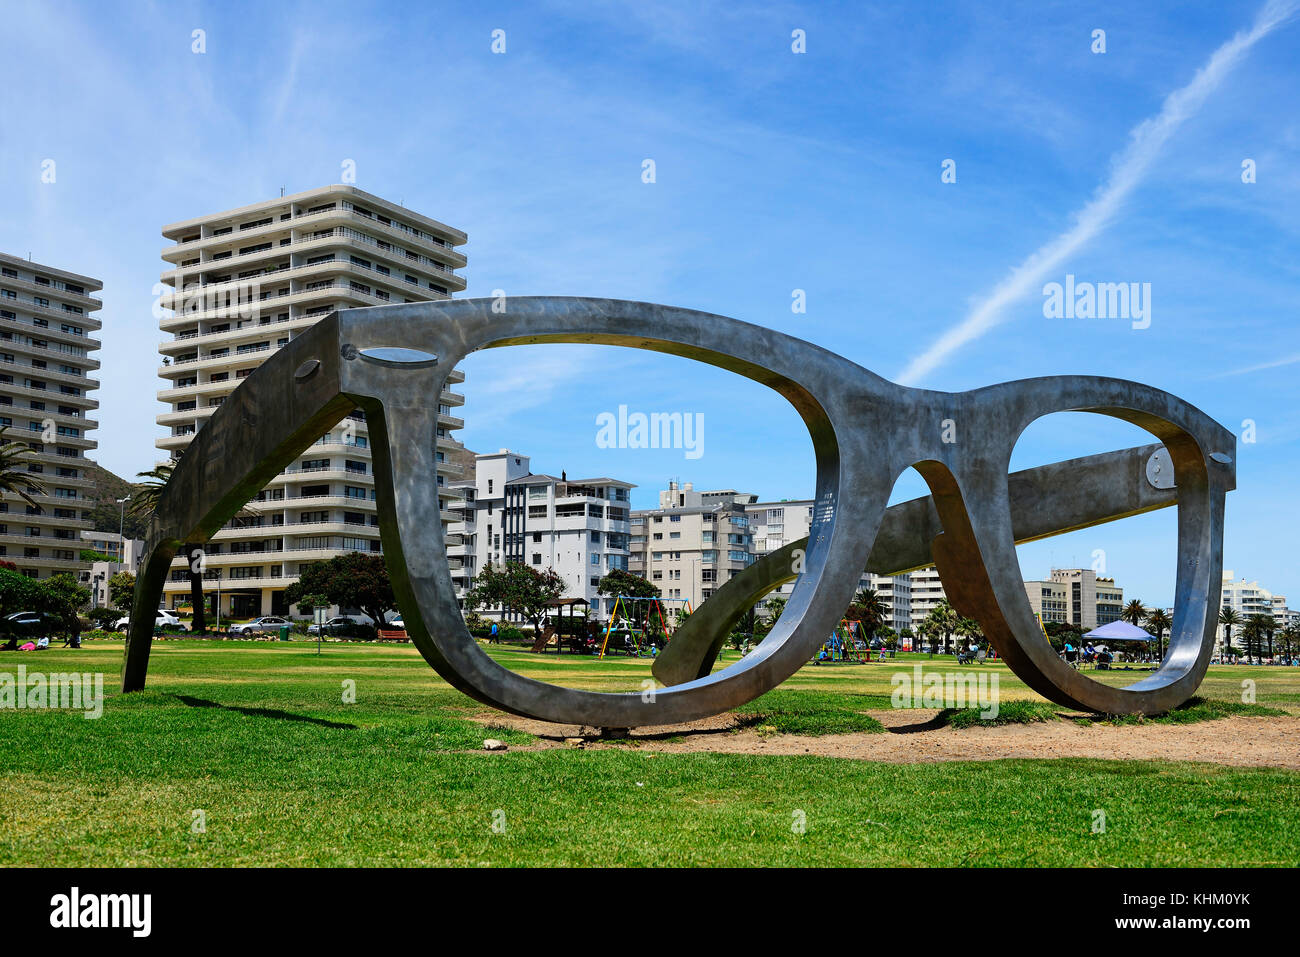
[294,359,321,381]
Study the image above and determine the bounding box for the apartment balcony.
[0,553,88,574]
[0,273,102,311]
[0,314,101,352]
[0,339,102,373]
[0,380,96,410]
[162,203,466,267]
[0,296,103,334]
[10,431,95,453]
[161,226,466,286]
[160,314,311,355]
[157,258,464,314]
[0,357,98,390]
[552,513,616,533]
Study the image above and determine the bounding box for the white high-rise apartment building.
[449,450,633,618]
[155,186,467,619]
[864,573,913,634]
[909,566,948,630]
[0,253,100,580]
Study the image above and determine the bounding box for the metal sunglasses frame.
[123,297,1235,725]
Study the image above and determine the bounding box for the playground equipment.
[816,619,870,663]
[599,595,691,658]
[528,598,592,653]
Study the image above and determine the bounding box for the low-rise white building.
[450,450,633,619]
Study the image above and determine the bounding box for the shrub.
[87,607,120,629]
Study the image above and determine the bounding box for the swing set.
[815,618,871,663]
[599,595,693,658]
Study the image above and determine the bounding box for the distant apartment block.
[748,496,911,631]
[909,566,948,630]
[1024,578,1070,625]
[449,450,633,617]
[865,573,913,634]
[1221,570,1295,630]
[629,481,756,609]
[1042,568,1124,632]
[0,252,101,579]
[80,529,145,570]
[154,185,468,618]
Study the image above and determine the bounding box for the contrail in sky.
[896,0,1300,386]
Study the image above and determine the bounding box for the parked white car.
[114,610,182,631]
[228,616,291,636]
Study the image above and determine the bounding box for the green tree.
[1144,607,1172,660]
[956,615,984,651]
[41,573,91,635]
[1122,599,1147,628]
[465,561,567,634]
[924,599,960,656]
[1218,606,1241,658]
[595,568,659,635]
[131,463,208,634]
[1242,613,1274,664]
[596,567,659,600]
[0,568,88,639]
[846,586,887,641]
[1277,625,1298,662]
[764,595,788,629]
[108,571,136,612]
[0,425,46,508]
[285,552,396,627]
[1043,621,1084,652]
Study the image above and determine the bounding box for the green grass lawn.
[1,639,1297,866]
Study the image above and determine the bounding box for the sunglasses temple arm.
[122,317,356,692]
[653,443,1173,685]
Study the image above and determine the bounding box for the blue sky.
[1,0,1296,608]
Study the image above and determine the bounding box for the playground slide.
[529,627,557,653]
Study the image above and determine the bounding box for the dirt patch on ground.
[473,712,1300,769]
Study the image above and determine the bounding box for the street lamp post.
[116,496,131,551]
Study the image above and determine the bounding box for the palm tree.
[0,426,47,509]
[131,462,265,634]
[1122,599,1147,628]
[1244,614,1274,664]
[764,596,787,629]
[1218,607,1241,660]
[1278,625,1299,664]
[852,586,887,641]
[132,463,208,634]
[956,616,984,652]
[916,619,939,656]
[926,599,960,656]
[1144,607,1172,661]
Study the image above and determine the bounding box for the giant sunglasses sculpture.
[124,298,1235,725]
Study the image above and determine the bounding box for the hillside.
[82,462,149,540]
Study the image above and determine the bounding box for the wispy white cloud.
[1210,351,1300,378]
[896,0,1300,386]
